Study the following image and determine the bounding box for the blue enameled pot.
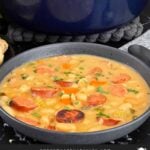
[0,0,148,34]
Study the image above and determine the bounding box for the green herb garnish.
[79,60,84,63]
[108,72,113,75]
[75,80,79,83]
[132,115,137,120]
[20,74,29,80]
[48,64,52,67]
[94,107,105,112]
[97,86,109,94]
[95,73,105,80]
[6,99,12,106]
[33,69,37,73]
[0,92,5,96]
[59,92,64,97]
[74,101,79,105]
[96,112,110,118]
[7,78,11,82]
[53,76,63,81]
[79,67,84,70]
[54,67,59,72]
[96,73,104,77]
[75,74,84,80]
[32,112,41,118]
[28,62,35,66]
[63,106,71,110]
[81,106,91,110]
[127,88,139,94]
[63,71,72,75]
[47,86,53,88]
[130,108,136,114]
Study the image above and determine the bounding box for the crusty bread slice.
[0,38,8,64]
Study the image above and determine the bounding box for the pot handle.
[128,45,150,67]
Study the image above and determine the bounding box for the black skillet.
[0,43,149,144]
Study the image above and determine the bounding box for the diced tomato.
[109,85,127,97]
[56,109,84,123]
[11,96,37,111]
[90,80,106,87]
[87,94,107,106]
[56,81,73,87]
[31,87,58,98]
[112,73,131,84]
[88,67,102,75]
[36,65,53,74]
[16,116,39,126]
[62,87,79,94]
[102,118,120,126]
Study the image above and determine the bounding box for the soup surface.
[0,55,149,132]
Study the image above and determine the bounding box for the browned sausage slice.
[88,67,102,75]
[109,85,127,97]
[11,96,37,111]
[87,94,107,106]
[31,87,58,98]
[56,109,84,123]
[112,73,131,84]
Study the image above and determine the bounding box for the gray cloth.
[7,17,143,43]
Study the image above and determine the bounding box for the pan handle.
[129,46,150,115]
[128,45,150,67]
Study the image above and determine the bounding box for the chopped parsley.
[79,67,84,70]
[75,74,84,80]
[47,86,53,88]
[33,69,37,73]
[97,86,109,94]
[81,106,91,110]
[108,72,113,75]
[54,67,59,72]
[94,107,105,112]
[63,71,72,75]
[75,80,80,83]
[96,112,110,118]
[32,112,41,118]
[132,115,137,120]
[6,99,12,106]
[0,92,5,96]
[7,78,11,82]
[127,88,139,94]
[79,60,84,63]
[20,74,29,80]
[130,108,136,114]
[63,106,71,110]
[74,101,79,105]
[95,73,105,80]
[53,76,63,81]
[48,64,52,67]
[59,92,64,97]
[28,62,35,66]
